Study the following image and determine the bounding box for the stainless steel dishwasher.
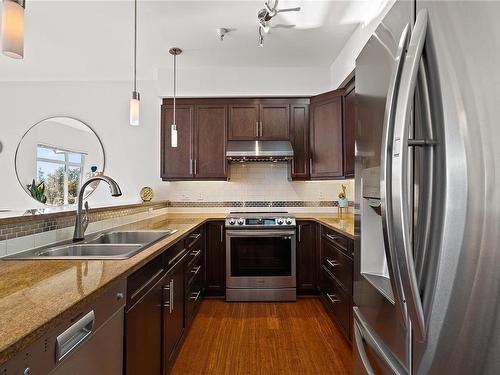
[0,280,126,375]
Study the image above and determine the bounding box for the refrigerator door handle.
[380,22,411,327]
[353,307,407,375]
[391,9,432,342]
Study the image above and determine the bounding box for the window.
[36,145,86,205]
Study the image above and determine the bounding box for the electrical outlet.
[319,192,325,200]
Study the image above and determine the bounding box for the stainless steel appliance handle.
[353,307,406,375]
[379,22,411,328]
[226,229,296,237]
[391,9,429,342]
[55,310,95,363]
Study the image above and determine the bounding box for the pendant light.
[1,0,25,59]
[169,47,182,147]
[129,0,140,126]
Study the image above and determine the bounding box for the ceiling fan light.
[1,0,25,59]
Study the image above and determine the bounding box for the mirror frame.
[14,116,106,206]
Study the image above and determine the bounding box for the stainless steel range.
[225,212,296,301]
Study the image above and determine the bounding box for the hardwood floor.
[171,298,353,375]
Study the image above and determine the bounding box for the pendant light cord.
[133,0,137,92]
[173,53,176,125]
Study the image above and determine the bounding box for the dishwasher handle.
[55,310,95,363]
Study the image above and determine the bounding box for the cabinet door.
[343,82,356,178]
[163,262,185,369]
[125,275,165,375]
[310,95,344,179]
[228,104,259,140]
[194,105,227,179]
[205,221,225,296]
[296,221,317,294]
[290,104,310,180]
[161,104,194,180]
[259,103,290,140]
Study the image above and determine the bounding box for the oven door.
[226,229,296,289]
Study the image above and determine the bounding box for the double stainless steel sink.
[3,230,178,260]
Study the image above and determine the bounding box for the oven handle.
[225,230,296,238]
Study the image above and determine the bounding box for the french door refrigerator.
[354,1,500,374]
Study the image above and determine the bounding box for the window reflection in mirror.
[15,117,105,207]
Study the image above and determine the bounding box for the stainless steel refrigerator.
[354,1,500,374]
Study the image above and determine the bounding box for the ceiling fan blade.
[277,7,301,13]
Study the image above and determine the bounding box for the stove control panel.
[225,216,296,227]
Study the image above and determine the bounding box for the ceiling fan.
[257,0,301,46]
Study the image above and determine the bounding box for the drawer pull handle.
[163,279,174,314]
[190,291,201,302]
[326,234,340,242]
[189,233,201,241]
[191,266,201,275]
[327,259,340,268]
[326,293,340,304]
[190,250,201,257]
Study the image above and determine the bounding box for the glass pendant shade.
[1,0,25,59]
[171,124,178,147]
[130,91,140,126]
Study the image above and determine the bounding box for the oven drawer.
[322,238,353,294]
[320,265,351,341]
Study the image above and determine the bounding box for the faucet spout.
[73,175,122,241]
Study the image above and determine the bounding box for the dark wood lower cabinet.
[205,221,225,296]
[163,257,186,372]
[125,274,164,375]
[296,221,318,294]
[319,225,354,343]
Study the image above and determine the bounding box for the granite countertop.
[0,212,353,365]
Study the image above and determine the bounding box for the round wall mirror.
[15,117,105,206]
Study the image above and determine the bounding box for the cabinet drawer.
[186,254,203,288]
[127,255,164,307]
[185,227,203,250]
[164,241,187,271]
[322,226,351,258]
[321,266,351,340]
[185,275,204,327]
[322,238,353,294]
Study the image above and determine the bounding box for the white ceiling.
[0,0,388,81]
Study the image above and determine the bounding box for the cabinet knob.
[116,292,124,300]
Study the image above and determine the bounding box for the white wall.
[329,0,397,89]
[0,64,339,212]
[0,80,164,211]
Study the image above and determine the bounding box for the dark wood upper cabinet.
[161,104,194,180]
[343,79,355,178]
[259,103,290,140]
[228,104,260,140]
[161,101,227,181]
[194,105,227,179]
[310,90,344,179]
[290,103,310,180]
[205,221,225,297]
[296,221,317,294]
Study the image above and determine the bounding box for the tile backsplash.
[162,163,354,202]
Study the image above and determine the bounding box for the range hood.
[226,141,294,162]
